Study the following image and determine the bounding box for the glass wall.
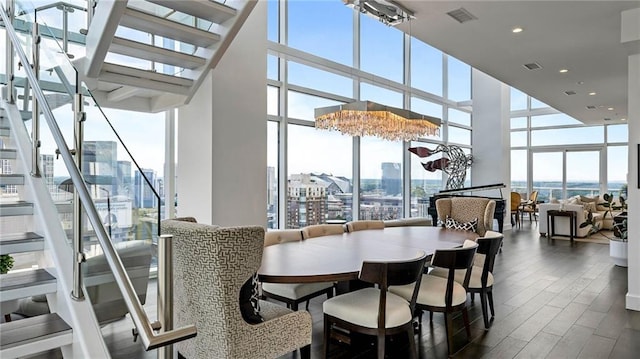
[510,92,629,202]
[267,1,473,228]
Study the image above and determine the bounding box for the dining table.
[258,226,478,284]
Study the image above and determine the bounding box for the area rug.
[549,230,613,245]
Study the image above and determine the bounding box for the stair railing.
[1,3,197,350]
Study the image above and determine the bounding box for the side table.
[547,210,576,242]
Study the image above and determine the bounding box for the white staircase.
[0,105,109,358]
[76,0,257,112]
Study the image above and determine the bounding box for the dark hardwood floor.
[23,222,640,358]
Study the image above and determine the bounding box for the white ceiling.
[394,0,639,125]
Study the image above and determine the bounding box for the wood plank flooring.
[17,222,640,358]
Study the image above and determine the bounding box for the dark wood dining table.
[258,226,478,284]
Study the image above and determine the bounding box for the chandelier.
[343,0,414,26]
[314,101,441,142]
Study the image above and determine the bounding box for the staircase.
[76,0,257,112]
[0,105,109,358]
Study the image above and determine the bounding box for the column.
[177,3,267,226]
[471,69,512,230]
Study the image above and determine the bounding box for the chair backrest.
[529,191,539,203]
[161,219,266,358]
[476,231,503,277]
[384,217,432,227]
[435,197,496,236]
[301,224,345,239]
[510,192,522,211]
[345,220,385,232]
[431,243,478,307]
[359,252,428,329]
[264,229,303,247]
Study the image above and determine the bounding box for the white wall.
[621,7,640,312]
[471,69,512,230]
[177,3,267,226]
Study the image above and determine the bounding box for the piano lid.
[438,183,506,197]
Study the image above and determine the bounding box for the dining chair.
[301,224,345,239]
[435,197,496,236]
[510,192,522,228]
[390,243,478,356]
[261,230,335,310]
[383,217,432,227]
[429,231,504,329]
[520,190,539,223]
[345,220,385,232]
[322,252,427,359]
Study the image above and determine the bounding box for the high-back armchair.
[161,220,312,359]
[435,197,496,236]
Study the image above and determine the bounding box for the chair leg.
[487,291,495,318]
[462,307,472,340]
[429,311,433,323]
[377,331,385,359]
[292,302,299,311]
[323,316,331,359]
[407,327,417,359]
[479,290,490,329]
[300,344,311,359]
[444,313,453,356]
[470,293,475,302]
[305,300,310,311]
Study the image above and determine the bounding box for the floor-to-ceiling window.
[267,0,473,228]
[510,89,629,202]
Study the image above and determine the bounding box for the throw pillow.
[239,273,264,324]
[583,202,597,213]
[579,195,598,203]
[445,216,478,232]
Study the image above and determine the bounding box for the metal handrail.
[0,3,196,350]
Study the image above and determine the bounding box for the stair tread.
[0,231,43,242]
[121,7,220,48]
[146,0,237,24]
[0,174,24,185]
[0,201,33,208]
[0,232,45,255]
[0,268,56,292]
[0,313,72,349]
[110,36,206,69]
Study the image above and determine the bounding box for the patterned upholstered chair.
[262,229,334,310]
[161,220,312,359]
[435,197,496,236]
[344,220,385,232]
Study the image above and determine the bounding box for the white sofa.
[538,194,623,238]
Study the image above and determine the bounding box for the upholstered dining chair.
[520,190,539,223]
[429,231,504,329]
[383,217,432,227]
[161,220,312,359]
[322,252,428,359]
[345,220,385,232]
[301,224,345,239]
[510,192,522,228]
[390,243,478,356]
[261,229,335,310]
[435,197,496,236]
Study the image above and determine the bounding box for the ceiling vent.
[586,105,596,110]
[446,8,477,24]
[523,62,542,70]
[604,118,612,121]
[564,90,576,96]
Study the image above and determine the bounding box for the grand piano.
[427,183,506,233]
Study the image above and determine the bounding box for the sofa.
[538,194,623,238]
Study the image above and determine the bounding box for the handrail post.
[158,234,174,359]
[30,18,41,177]
[4,0,14,104]
[71,92,86,300]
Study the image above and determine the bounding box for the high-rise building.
[83,141,118,197]
[267,166,277,228]
[135,168,157,209]
[381,162,402,196]
[287,174,327,228]
[40,154,55,195]
[117,160,132,199]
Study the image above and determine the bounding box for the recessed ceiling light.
[577,81,585,85]
[512,27,523,33]
[621,118,627,121]
[559,69,569,73]
[588,92,596,96]
[608,107,614,111]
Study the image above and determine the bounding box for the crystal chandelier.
[314,101,441,142]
